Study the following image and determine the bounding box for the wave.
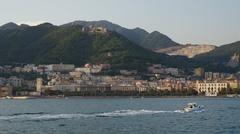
[193,109,205,113]
[0,109,198,121]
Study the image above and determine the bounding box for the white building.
[48,64,75,72]
[8,76,23,87]
[111,84,136,91]
[196,81,228,96]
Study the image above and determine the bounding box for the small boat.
[183,103,204,112]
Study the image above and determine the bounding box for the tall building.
[36,78,43,93]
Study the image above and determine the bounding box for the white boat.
[183,103,204,112]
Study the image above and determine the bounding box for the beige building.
[36,78,43,93]
[196,81,228,96]
[0,86,13,97]
[70,71,83,78]
[51,84,111,92]
[229,81,239,89]
[75,67,91,74]
[52,84,77,92]
[78,84,111,92]
[223,79,239,90]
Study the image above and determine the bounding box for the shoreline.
[1,95,239,100]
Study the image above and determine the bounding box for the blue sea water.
[0,97,240,134]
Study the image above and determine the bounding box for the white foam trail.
[96,109,183,117]
[193,109,205,113]
[0,109,186,121]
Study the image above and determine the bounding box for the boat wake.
[193,109,205,113]
[0,109,203,121]
[95,109,184,117]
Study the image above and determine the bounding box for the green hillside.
[194,41,240,72]
[63,20,180,50]
[140,31,180,50]
[0,23,192,71]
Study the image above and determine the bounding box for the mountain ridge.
[194,41,240,71]
[62,20,218,57]
[62,20,180,50]
[0,20,238,73]
[0,23,192,71]
[140,31,180,50]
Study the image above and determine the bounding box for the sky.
[0,0,239,46]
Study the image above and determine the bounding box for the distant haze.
[0,0,239,46]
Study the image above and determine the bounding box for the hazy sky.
[0,0,239,45]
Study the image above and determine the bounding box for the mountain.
[156,44,216,58]
[62,20,148,45]
[0,22,30,30]
[140,31,180,50]
[0,22,191,71]
[0,22,19,30]
[194,41,240,72]
[64,20,217,57]
[0,21,219,66]
[62,20,179,50]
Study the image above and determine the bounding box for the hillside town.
[0,24,240,99]
[0,63,240,98]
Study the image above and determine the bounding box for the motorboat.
[183,103,204,112]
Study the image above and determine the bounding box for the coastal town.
[0,63,239,98]
[0,23,239,99]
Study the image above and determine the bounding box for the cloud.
[17,21,46,26]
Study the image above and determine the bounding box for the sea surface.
[0,97,240,134]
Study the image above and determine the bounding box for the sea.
[0,97,240,134]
